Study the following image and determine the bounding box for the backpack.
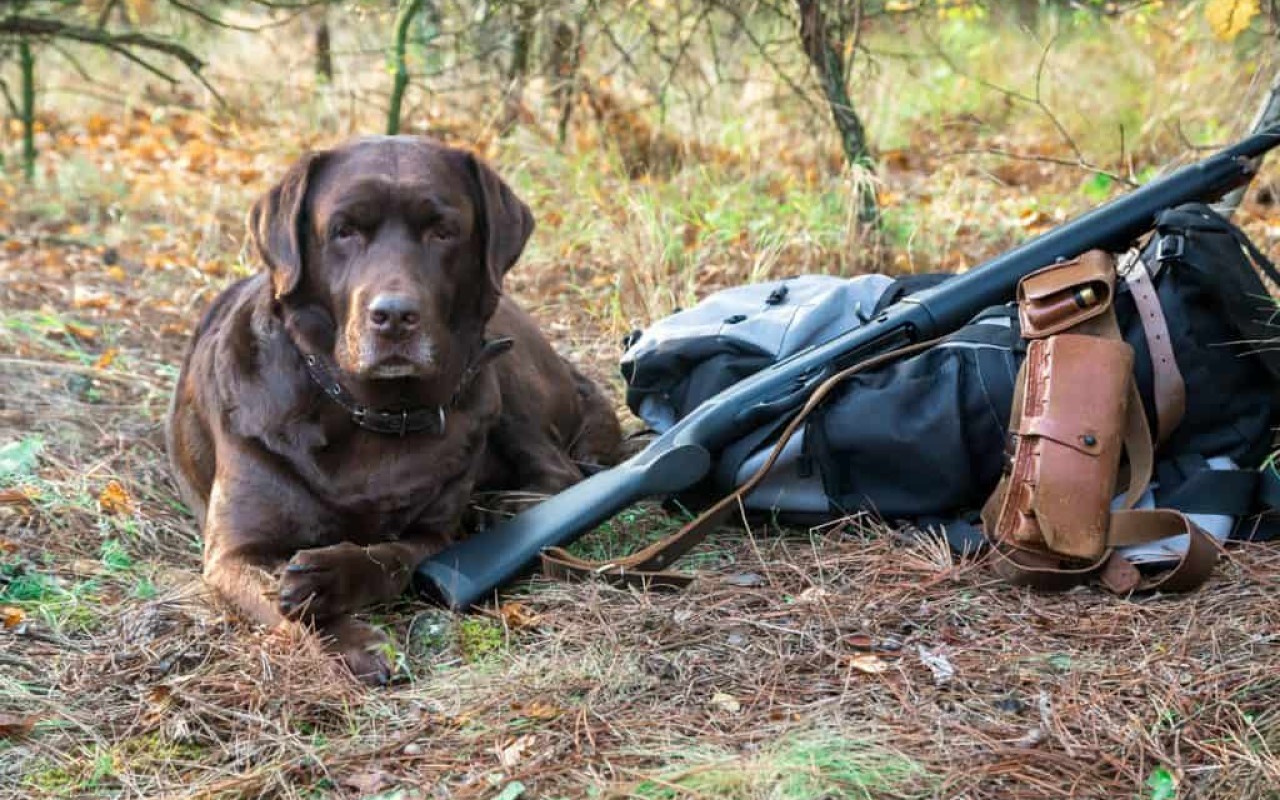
[617,203,1280,562]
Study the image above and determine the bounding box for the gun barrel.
[415,126,1280,611]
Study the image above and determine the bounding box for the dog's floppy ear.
[249,151,327,300]
[466,152,535,297]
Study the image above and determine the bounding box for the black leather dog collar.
[300,337,514,437]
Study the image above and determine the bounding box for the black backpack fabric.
[619,203,1280,538]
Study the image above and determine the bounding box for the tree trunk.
[387,0,425,136]
[315,14,333,85]
[498,0,537,138]
[19,38,36,182]
[549,16,585,147]
[795,0,877,223]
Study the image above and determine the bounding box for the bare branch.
[949,146,1136,188]
[0,73,18,119]
[165,0,315,32]
[0,16,205,75]
[709,0,824,119]
[0,14,226,105]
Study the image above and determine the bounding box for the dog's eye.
[428,222,459,242]
[332,222,361,242]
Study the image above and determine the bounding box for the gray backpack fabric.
[621,274,896,432]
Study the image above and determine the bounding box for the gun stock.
[416,127,1280,611]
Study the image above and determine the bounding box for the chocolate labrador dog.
[166,136,621,683]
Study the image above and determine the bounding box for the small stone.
[403,742,423,756]
[994,697,1026,714]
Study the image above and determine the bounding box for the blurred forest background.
[3,0,1276,336]
[2,2,1279,799]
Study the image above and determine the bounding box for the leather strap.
[989,508,1219,595]
[1119,249,1186,445]
[539,337,945,589]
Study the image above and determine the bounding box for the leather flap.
[993,334,1134,561]
[1018,250,1117,338]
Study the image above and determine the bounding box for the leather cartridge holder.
[981,250,1217,594]
[996,333,1133,561]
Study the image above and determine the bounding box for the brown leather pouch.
[1018,251,1116,338]
[993,333,1134,561]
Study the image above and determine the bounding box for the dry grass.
[3,4,1280,798]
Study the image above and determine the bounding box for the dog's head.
[249,136,534,383]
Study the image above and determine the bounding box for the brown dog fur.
[165,136,621,683]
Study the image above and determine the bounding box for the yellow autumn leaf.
[498,601,541,629]
[99,480,134,516]
[63,321,98,342]
[93,348,118,370]
[1206,0,1260,40]
[524,700,562,720]
[2,606,25,629]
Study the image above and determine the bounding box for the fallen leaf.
[794,586,830,604]
[523,699,562,721]
[497,733,537,768]
[723,572,765,587]
[140,685,174,725]
[1017,208,1051,229]
[72,285,112,309]
[341,768,396,796]
[98,479,134,515]
[710,692,741,714]
[844,633,902,652]
[917,645,956,686]
[106,266,127,281]
[62,321,98,342]
[93,348,118,370]
[0,487,35,507]
[498,601,540,629]
[2,606,24,629]
[0,712,38,739]
[847,654,890,674]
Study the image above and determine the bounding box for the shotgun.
[415,126,1280,611]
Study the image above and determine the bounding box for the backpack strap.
[1118,249,1186,445]
[539,337,944,589]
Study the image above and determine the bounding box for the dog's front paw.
[324,617,394,687]
[277,543,365,622]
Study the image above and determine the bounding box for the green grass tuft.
[630,731,933,799]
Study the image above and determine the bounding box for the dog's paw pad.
[343,645,393,686]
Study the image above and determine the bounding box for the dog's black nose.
[368,293,420,338]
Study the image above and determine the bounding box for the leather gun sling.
[539,338,945,589]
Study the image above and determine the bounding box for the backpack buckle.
[1156,234,1185,262]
